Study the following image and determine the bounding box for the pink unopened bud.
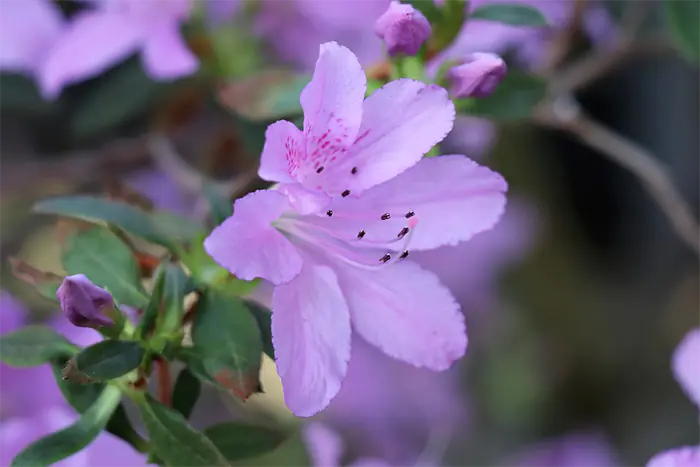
[447,53,508,98]
[375,1,431,56]
[57,274,114,328]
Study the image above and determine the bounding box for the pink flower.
[204,42,507,416]
[647,447,700,467]
[0,0,198,99]
[672,328,700,408]
[374,1,431,57]
[303,422,389,467]
[446,52,507,98]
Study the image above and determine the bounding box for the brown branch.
[156,357,172,407]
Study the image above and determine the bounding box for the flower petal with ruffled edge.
[272,264,351,417]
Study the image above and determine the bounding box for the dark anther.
[405,210,415,218]
[399,250,409,259]
[379,253,392,263]
[357,230,366,239]
[351,167,358,174]
[342,190,351,197]
[326,210,333,217]
[381,213,391,220]
[397,227,409,238]
[316,166,325,174]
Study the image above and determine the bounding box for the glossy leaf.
[190,290,263,400]
[470,3,548,26]
[137,394,230,466]
[458,72,547,120]
[11,385,122,466]
[665,0,700,62]
[0,325,77,367]
[172,368,201,419]
[205,422,286,461]
[136,262,167,340]
[219,70,309,120]
[158,262,188,337]
[73,340,145,381]
[62,227,149,308]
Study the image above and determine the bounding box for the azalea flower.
[304,422,389,467]
[205,42,507,416]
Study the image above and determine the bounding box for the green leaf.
[136,263,167,340]
[457,72,547,120]
[8,257,63,303]
[0,73,58,117]
[190,289,263,400]
[73,340,145,381]
[402,0,441,22]
[62,227,148,308]
[665,0,700,62]
[470,3,548,26]
[432,0,467,52]
[0,326,77,367]
[205,422,286,461]
[245,300,274,360]
[11,385,122,466]
[34,196,203,250]
[202,182,233,226]
[219,70,309,120]
[172,368,201,419]
[137,394,230,466]
[156,261,188,339]
[51,358,148,453]
[70,59,165,140]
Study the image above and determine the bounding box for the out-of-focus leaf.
[0,326,77,367]
[0,73,58,117]
[664,0,700,62]
[62,227,148,307]
[172,368,201,420]
[204,422,286,461]
[8,256,63,302]
[190,289,263,400]
[245,300,274,360]
[72,340,145,381]
[70,59,164,140]
[470,3,548,26]
[432,0,467,52]
[457,72,547,120]
[11,385,122,466]
[137,394,230,466]
[402,0,441,22]
[219,70,309,120]
[202,182,232,226]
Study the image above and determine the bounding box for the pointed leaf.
[137,394,230,466]
[172,368,201,419]
[0,325,77,367]
[11,385,122,466]
[204,422,286,461]
[470,3,548,26]
[62,227,149,308]
[245,300,274,360]
[665,0,700,62]
[158,262,188,337]
[73,340,145,381]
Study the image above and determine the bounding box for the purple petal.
[647,446,700,467]
[303,422,344,467]
[322,80,454,195]
[142,22,198,80]
[672,328,700,408]
[204,190,303,285]
[333,260,465,370]
[272,264,351,417]
[0,0,65,74]
[504,431,620,467]
[259,120,303,184]
[38,10,142,98]
[278,183,332,215]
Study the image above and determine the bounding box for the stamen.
[357,229,366,239]
[351,167,358,174]
[379,253,391,263]
[326,210,333,217]
[405,210,415,219]
[316,166,324,174]
[381,213,391,220]
[397,227,409,239]
[399,250,409,259]
[342,190,351,197]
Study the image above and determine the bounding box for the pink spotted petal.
[272,264,351,417]
[142,22,198,80]
[297,42,366,185]
[0,0,65,74]
[322,80,454,195]
[672,328,700,407]
[647,446,700,467]
[334,260,465,370]
[204,190,303,285]
[303,422,344,467]
[38,10,143,99]
[259,120,303,183]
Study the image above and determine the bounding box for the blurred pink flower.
[205,42,507,416]
[647,447,700,467]
[304,422,390,467]
[504,431,620,467]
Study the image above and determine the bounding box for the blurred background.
[0,0,698,466]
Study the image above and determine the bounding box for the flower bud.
[446,53,507,98]
[57,274,114,328]
[375,1,431,56]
